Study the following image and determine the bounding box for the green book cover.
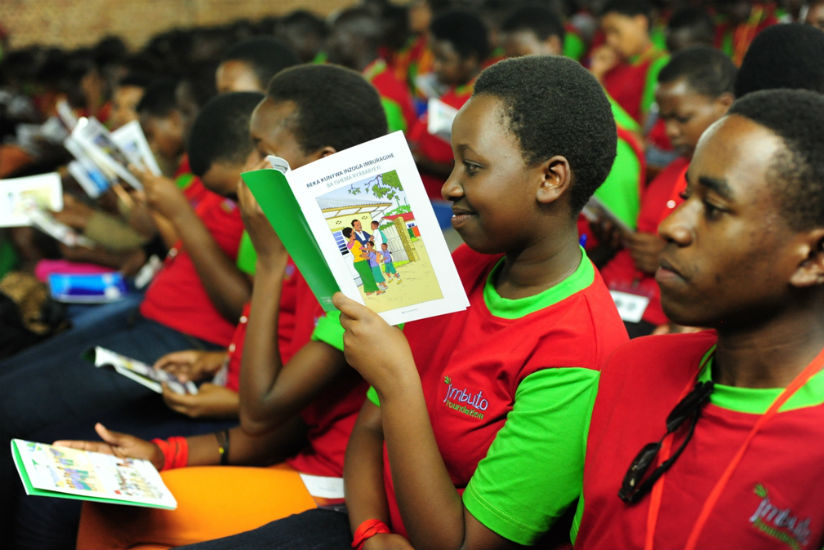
[241,168,340,312]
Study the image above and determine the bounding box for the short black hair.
[222,37,300,90]
[117,72,156,91]
[666,7,715,49]
[658,46,737,98]
[735,23,824,97]
[266,64,387,154]
[136,78,179,118]
[342,227,353,238]
[728,89,824,230]
[187,92,263,177]
[371,220,379,226]
[473,56,617,215]
[600,0,652,21]
[430,9,490,61]
[352,219,360,227]
[501,4,566,42]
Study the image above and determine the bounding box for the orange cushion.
[76,463,317,550]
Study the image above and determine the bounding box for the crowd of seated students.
[1,1,823,549]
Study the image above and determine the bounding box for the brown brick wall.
[0,0,353,50]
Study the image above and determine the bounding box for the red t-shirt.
[139,193,244,346]
[381,245,628,537]
[602,46,668,124]
[599,156,688,325]
[223,259,300,392]
[174,155,212,208]
[285,274,368,478]
[408,84,474,199]
[365,59,417,132]
[577,331,824,549]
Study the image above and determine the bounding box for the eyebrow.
[697,175,735,200]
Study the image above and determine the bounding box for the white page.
[286,131,468,326]
[0,173,62,227]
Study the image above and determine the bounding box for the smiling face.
[249,98,320,170]
[655,77,731,158]
[656,115,800,328]
[442,94,545,254]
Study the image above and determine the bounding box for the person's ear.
[789,228,824,287]
[633,14,649,34]
[714,92,735,116]
[536,155,571,205]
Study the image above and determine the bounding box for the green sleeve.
[174,172,195,191]
[235,231,257,275]
[608,95,641,134]
[311,310,344,351]
[381,97,407,133]
[463,367,599,546]
[593,137,642,230]
[641,54,670,118]
[366,385,379,406]
[563,32,586,61]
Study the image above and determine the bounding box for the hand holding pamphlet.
[12,439,177,509]
[242,131,468,326]
[84,346,198,395]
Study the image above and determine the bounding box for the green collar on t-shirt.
[482,247,594,319]
[698,351,824,414]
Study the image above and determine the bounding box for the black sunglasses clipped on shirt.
[618,380,714,505]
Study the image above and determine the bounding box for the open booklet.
[242,131,468,326]
[0,173,63,228]
[11,439,177,509]
[84,346,198,395]
[68,117,159,192]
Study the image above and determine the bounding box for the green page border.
[11,440,176,510]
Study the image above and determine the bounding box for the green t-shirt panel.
[464,367,599,545]
[593,138,642,230]
[235,231,257,275]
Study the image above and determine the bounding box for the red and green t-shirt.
[599,156,688,325]
[369,244,628,544]
[364,58,417,133]
[139,193,244,346]
[284,280,367,478]
[574,331,824,549]
[407,83,474,199]
[602,44,669,124]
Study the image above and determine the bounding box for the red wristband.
[151,436,188,471]
[351,518,391,550]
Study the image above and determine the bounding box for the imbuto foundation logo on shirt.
[442,376,488,420]
[749,483,810,549]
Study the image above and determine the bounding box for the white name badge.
[298,474,345,499]
[610,290,650,323]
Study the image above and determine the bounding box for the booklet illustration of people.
[242,131,468,326]
[69,117,144,190]
[84,346,198,395]
[11,439,177,509]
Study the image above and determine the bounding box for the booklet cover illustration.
[12,439,177,509]
[242,131,468,326]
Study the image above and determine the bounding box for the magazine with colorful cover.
[11,439,177,509]
[83,346,198,395]
[70,117,143,190]
[0,173,63,228]
[242,130,468,326]
[64,138,116,198]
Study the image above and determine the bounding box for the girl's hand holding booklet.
[242,131,468,326]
